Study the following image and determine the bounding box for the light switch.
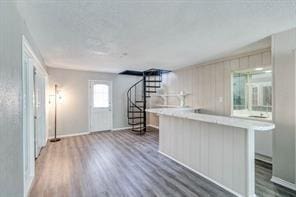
[218,97,223,103]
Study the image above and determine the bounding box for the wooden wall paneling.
[249,53,262,68]
[166,72,176,105]
[184,68,193,107]
[208,124,223,183]
[210,65,216,113]
[175,117,183,160]
[183,118,191,165]
[159,116,251,196]
[193,120,201,170]
[215,62,225,115]
[149,50,271,127]
[224,61,231,115]
[192,67,198,108]
[205,66,212,111]
[200,122,209,175]
[239,56,249,70]
[230,59,239,71]
[222,125,234,189]
[197,66,203,108]
[177,69,183,103]
[262,51,271,66]
[232,128,246,195]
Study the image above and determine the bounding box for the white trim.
[271,176,296,191]
[112,126,132,131]
[255,153,272,164]
[147,124,159,129]
[44,76,49,146]
[49,131,90,139]
[230,71,234,116]
[294,49,296,185]
[158,151,245,197]
[22,36,47,76]
[24,175,34,197]
[246,129,256,197]
[22,35,42,197]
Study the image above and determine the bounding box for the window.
[232,68,272,120]
[233,73,247,110]
[93,84,109,108]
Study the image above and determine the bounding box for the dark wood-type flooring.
[30,128,296,197]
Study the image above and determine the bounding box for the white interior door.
[34,69,46,158]
[89,80,112,132]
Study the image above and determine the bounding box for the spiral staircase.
[127,69,166,135]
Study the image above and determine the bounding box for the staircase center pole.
[143,73,147,133]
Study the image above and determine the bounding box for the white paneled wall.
[149,49,272,158]
[168,49,270,113]
[159,116,248,196]
[150,49,271,126]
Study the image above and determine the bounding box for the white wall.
[48,67,140,137]
[0,2,46,196]
[272,27,296,185]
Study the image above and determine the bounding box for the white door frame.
[22,35,48,197]
[88,80,113,132]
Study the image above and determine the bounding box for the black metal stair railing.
[127,69,163,135]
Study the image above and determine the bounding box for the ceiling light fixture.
[265,70,272,73]
[255,67,264,71]
[92,51,108,56]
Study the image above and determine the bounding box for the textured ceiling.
[17,1,296,73]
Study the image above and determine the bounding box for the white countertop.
[146,108,275,131]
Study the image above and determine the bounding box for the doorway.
[34,68,46,158]
[89,80,113,132]
[22,36,48,195]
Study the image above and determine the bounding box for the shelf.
[152,93,191,97]
[152,105,190,108]
[150,92,191,107]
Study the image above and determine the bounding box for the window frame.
[231,67,273,120]
[93,83,110,108]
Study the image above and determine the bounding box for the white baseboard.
[112,126,132,131]
[49,131,90,139]
[158,151,244,197]
[271,176,296,191]
[48,127,133,139]
[24,174,34,197]
[255,153,272,164]
[147,124,159,129]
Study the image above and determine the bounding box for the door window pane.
[93,84,109,108]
